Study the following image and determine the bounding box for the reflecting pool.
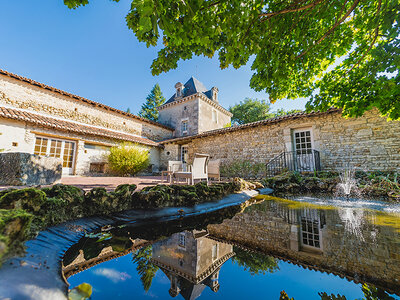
[64,195,400,300]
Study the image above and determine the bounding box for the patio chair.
[173,153,209,185]
[161,160,183,183]
[208,159,221,182]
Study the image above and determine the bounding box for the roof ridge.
[0,68,174,131]
[0,105,160,147]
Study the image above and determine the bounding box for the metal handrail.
[265,149,321,177]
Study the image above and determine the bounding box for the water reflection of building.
[151,230,234,300]
[208,199,400,296]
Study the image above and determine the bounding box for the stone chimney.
[211,87,219,103]
[175,82,184,98]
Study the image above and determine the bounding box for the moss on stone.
[0,188,46,212]
[0,209,34,263]
[42,184,85,205]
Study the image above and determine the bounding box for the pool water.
[65,195,400,300]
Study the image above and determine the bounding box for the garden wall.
[161,109,400,172]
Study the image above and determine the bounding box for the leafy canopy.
[65,0,400,119]
[229,98,302,125]
[138,83,165,121]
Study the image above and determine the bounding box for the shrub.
[220,160,265,179]
[107,143,150,176]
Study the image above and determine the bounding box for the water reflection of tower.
[150,230,234,300]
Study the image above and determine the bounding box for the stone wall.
[161,109,400,172]
[0,152,62,185]
[198,99,231,133]
[207,200,400,293]
[158,98,199,136]
[0,75,173,141]
[0,119,161,175]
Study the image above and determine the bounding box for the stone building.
[0,68,399,180]
[151,230,234,299]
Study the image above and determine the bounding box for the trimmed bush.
[221,160,265,179]
[107,143,150,176]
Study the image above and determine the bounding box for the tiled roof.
[0,106,160,147]
[160,108,341,144]
[165,77,210,104]
[0,69,173,131]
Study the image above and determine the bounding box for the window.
[181,146,188,164]
[176,87,182,97]
[212,244,218,261]
[34,136,75,173]
[212,110,217,123]
[181,120,188,134]
[300,209,321,249]
[34,137,48,156]
[294,130,312,154]
[178,233,186,248]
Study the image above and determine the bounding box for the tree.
[65,0,400,120]
[138,84,165,121]
[126,107,131,113]
[231,247,278,276]
[229,98,272,125]
[229,98,302,125]
[132,245,159,292]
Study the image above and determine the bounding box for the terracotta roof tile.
[0,69,173,131]
[160,108,341,144]
[0,106,160,147]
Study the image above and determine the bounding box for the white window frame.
[178,232,186,249]
[212,110,218,123]
[33,135,76,175]
[292,128,314,153]
[180,145,188,164]
[300,209,323,251]
[181,118,189,135]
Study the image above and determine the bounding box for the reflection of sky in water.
[67,250,377,300]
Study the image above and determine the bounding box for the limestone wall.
[161,110,400,172]
[0,75,173,141]
[207,201,400,294]
[158,98,199,136]
[0,118,160,175]
[198,99,231,133]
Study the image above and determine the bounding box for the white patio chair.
[161,160,183,183]
[208,159,221,182]
[173,153,209,185]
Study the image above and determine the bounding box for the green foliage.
[318,292,347,300]
[126,107,131,113]
[279,291,295,300]
[223,122,231,128]
[229,98,272,125]
[231,247,278,276]
[0,188,47,212]
[229,98,303,125]
[68,282,93,300]
[220,160,265,179]
[132,245,158,292]
[361,283,396,300]
[64,0,119,9]
[68,0,400,119]
[107,143,150,176]
[138,83,165,121]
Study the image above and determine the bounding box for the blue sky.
[0,0,307,115]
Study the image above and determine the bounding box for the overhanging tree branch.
[259,0,325,20]
[296,0,360,59]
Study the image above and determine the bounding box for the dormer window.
[175,82,184,98]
